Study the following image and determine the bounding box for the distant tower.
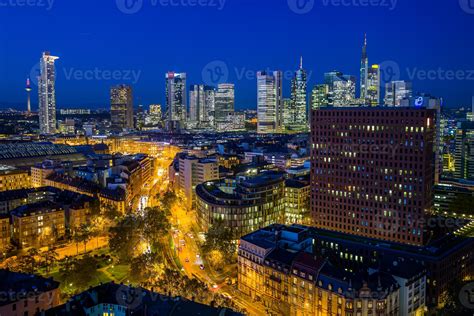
[360,34,369,101]
[25,77,32,114]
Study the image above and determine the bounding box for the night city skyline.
[0,0,474,109]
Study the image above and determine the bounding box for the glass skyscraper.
[366,64,380,106]
[215,83,235,126]
[324,71,356,107]
[257,71,283,134]
[38,52,59,134]
[110,85,134,130]
[384,80,413,106]
[166,72,187,131]
[287,57,308,132]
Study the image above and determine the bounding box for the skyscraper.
[384,81,413,106]
[454,121,474,181]
[189,85,205,124]
[282,98,292,130]
[257,71,283,134]
[110,85,134,130]
[360,34,369,101]
[324,71,356,107]
[215,83,235,125]
[366,64,380,105]
[25,77,32,114]
[287,57,308,132]
[310,84,330,110]
[38,52,59,134]
[311,107,436,246]
[204,86,216,128]
[165,72,187,131]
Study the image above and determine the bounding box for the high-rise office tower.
[282,98,292,130]
[360,34,369,101]
[324,71,356,107]
[25,77,32,114]
[147,104,162,126]
[311,107,436,246]
[310,84,330,110]
[366,64,380,105]
[257,71,283,134]
[204,86,216,128]
[454,121,474,181]
[189,85,205,124]
[38,52,59,134]
[287,57,308,132]
[384,81,413,106]
[215,83,235,125]
[166,72,187,131]
[110,85,134,130]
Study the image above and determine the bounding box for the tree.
[43,249,59,273]
[59,255,101,295]
[161,191,177,214]
[129,251,165,284]
[78,223,93,253]
[202,219,236,264]
[143,207,171,249]
[437,280,473,316]
[109,215,142,263]
[16,248,39,273]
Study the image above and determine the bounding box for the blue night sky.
[0,0,473,110]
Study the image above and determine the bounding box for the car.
[212,284,218,289]
[196,254,200,258]
[199,264,205,270]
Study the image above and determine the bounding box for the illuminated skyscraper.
[324,71,356,106]
[215,83,235,125]
[38,52,59,134]
[189,85,216,129]
[366,64,380,105]
[384,81,413,106]
[310,84,330,110]
[189,85,205,124]
[287,57,308,132]
[282,98,292,130]
[360,34,369,100]
[110,85,134,130]
[25,77,32,114]
[257,71,283,133]
[166,72,187,131]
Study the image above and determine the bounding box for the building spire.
[300,56,303,69]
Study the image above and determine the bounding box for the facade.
[434,180,474,214]
[454,121,474,181]
[288,58,308,132]
[166,72,187,131]
[238,225,409,316]
[311,107,436,246]
[324,71,356,107]
[310,84,330,110]
[189,85,216,129]
[257,71,283,133]
[384,81,413,106]
[195,171,285,239]
[147,104,162,126]
[0,214,10,251]
[215,83,235,126]
[366,65,380,106]
[284,179,311,225]
[110,85,134,130]
[0,270,60,316]
[178,154,220,209]
[11,201,66,248]
[0,166,30,192]
[99,188,127,215]
[38,52,59,134]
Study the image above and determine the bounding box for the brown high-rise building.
[311,107,436,246]
[111,84,134,130]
